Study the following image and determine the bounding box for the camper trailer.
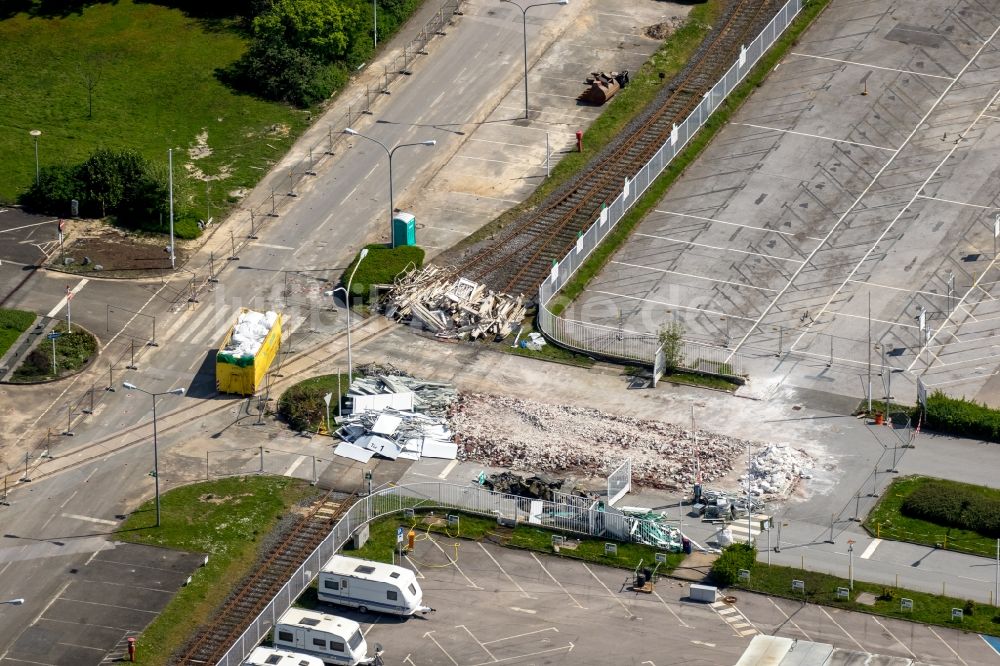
[272,608,379,666]
[244,646,325,666]
[319,555,432,616]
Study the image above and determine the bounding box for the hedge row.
[924,390,1000,443]
[901,480,1000,538]
[711,542,756,587]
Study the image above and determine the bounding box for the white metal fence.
[216,482,670,665]
[537,0,803,378]
[607,459,632,506]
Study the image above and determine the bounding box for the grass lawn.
[347,509,684,574]
[10,327,96,381]
[737,560,1000,637]
[865,476,1000,559]
[0,1,308,218]
[659,371,740,392]
[498,318,596,368]
[116,476,320,665]
[0,308,36,358]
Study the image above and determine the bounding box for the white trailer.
[273,608,380,666]
[318,555,433,616]
[244,646,325,666]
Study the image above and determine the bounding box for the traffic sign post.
[47,331,62,375]
[397,526,405,556]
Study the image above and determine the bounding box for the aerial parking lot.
[570,0,1000,402]
[350,536,1000,665]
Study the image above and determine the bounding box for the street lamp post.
[29,130,41,186]
[328,248,369,380]
[847,539,855,590]
[373,0,378,48]
[499,0,569,119]
[123,382,185,527]
[0,598,24,606]
[168,148,176,270]
[343,129,436,246]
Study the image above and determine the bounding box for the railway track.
[452,0,786,299]
[173,492,355,665]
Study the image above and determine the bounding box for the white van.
[272,608,379,666]
[318,555,432,616]
[244,646,325,666]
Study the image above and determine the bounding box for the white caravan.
[318,554,432,616]
[244,646,325,666]
[272,608,380,666]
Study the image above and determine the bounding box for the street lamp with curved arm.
[325,248,369,379]
[121,382,185,528]
[499,0,569,119]
[343,129,436,246]
[0,598,24,606]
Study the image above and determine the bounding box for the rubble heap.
[739,444,813,498]
[449,394,756,490]
[384,265,527,340]
[332,375,459,463]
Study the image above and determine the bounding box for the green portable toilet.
[392,212,416,248]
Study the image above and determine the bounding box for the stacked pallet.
[385,265,526,340]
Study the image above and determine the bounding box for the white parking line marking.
[636,232,805,263]
[477,543,533,598]
[582,563,635,618]
[508,606,536,614]
[654,209,824,241]
[430,539,482,590]
[466,643,574,666]
[424,631,459,666]
[530,553,585,609]
[0,220,56,233]
[928,626,969,665]
[735,122,896,152]
[767,598,811,640]
[283,456,306,477]
[860,539,881,560]
[587,289,758,321]
[872,617,917,659]
[610,261,778,292]
[61,513,117,526]
[789,52,956,80]
[483,627,557,644]
[653,589,692,628]
[730,20,1000,364]
[438,460,459,480]
[58,490,79,510]
[458,625,496,661]
[916,194,1000,210]
[32,581,69,626]
[46,279,88,318]
[403,554,426,579]
[819,606,866,651]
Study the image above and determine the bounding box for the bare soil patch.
[46,220,191,278]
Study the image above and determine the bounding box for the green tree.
[252,0,355,62]
[658,321,685,373]
[18,164,84,216]
[222,35,344,107]
[80,148,147,217]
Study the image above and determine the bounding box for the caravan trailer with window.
[244,646,325,666]
[318,555,432,616]
[272,608,380,666]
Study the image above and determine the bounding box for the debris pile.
[619,507,684,552]
[223,310,278,359]
[739,444,813,498]
[449,394,755,490]
[332,374,459,463]
[481,472,565,502]
[384,265,527,340]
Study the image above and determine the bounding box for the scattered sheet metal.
[331,374,459,464]
[333,442,375,463]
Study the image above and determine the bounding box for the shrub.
[901,480,1000,538]
[711,542,756,587]
[18,164,84,217]
[277,373,351,432]
[342,244,425,302]
[925,390,1000,442]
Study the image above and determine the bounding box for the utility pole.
[867,292,872,413]
[168,148,176,270]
